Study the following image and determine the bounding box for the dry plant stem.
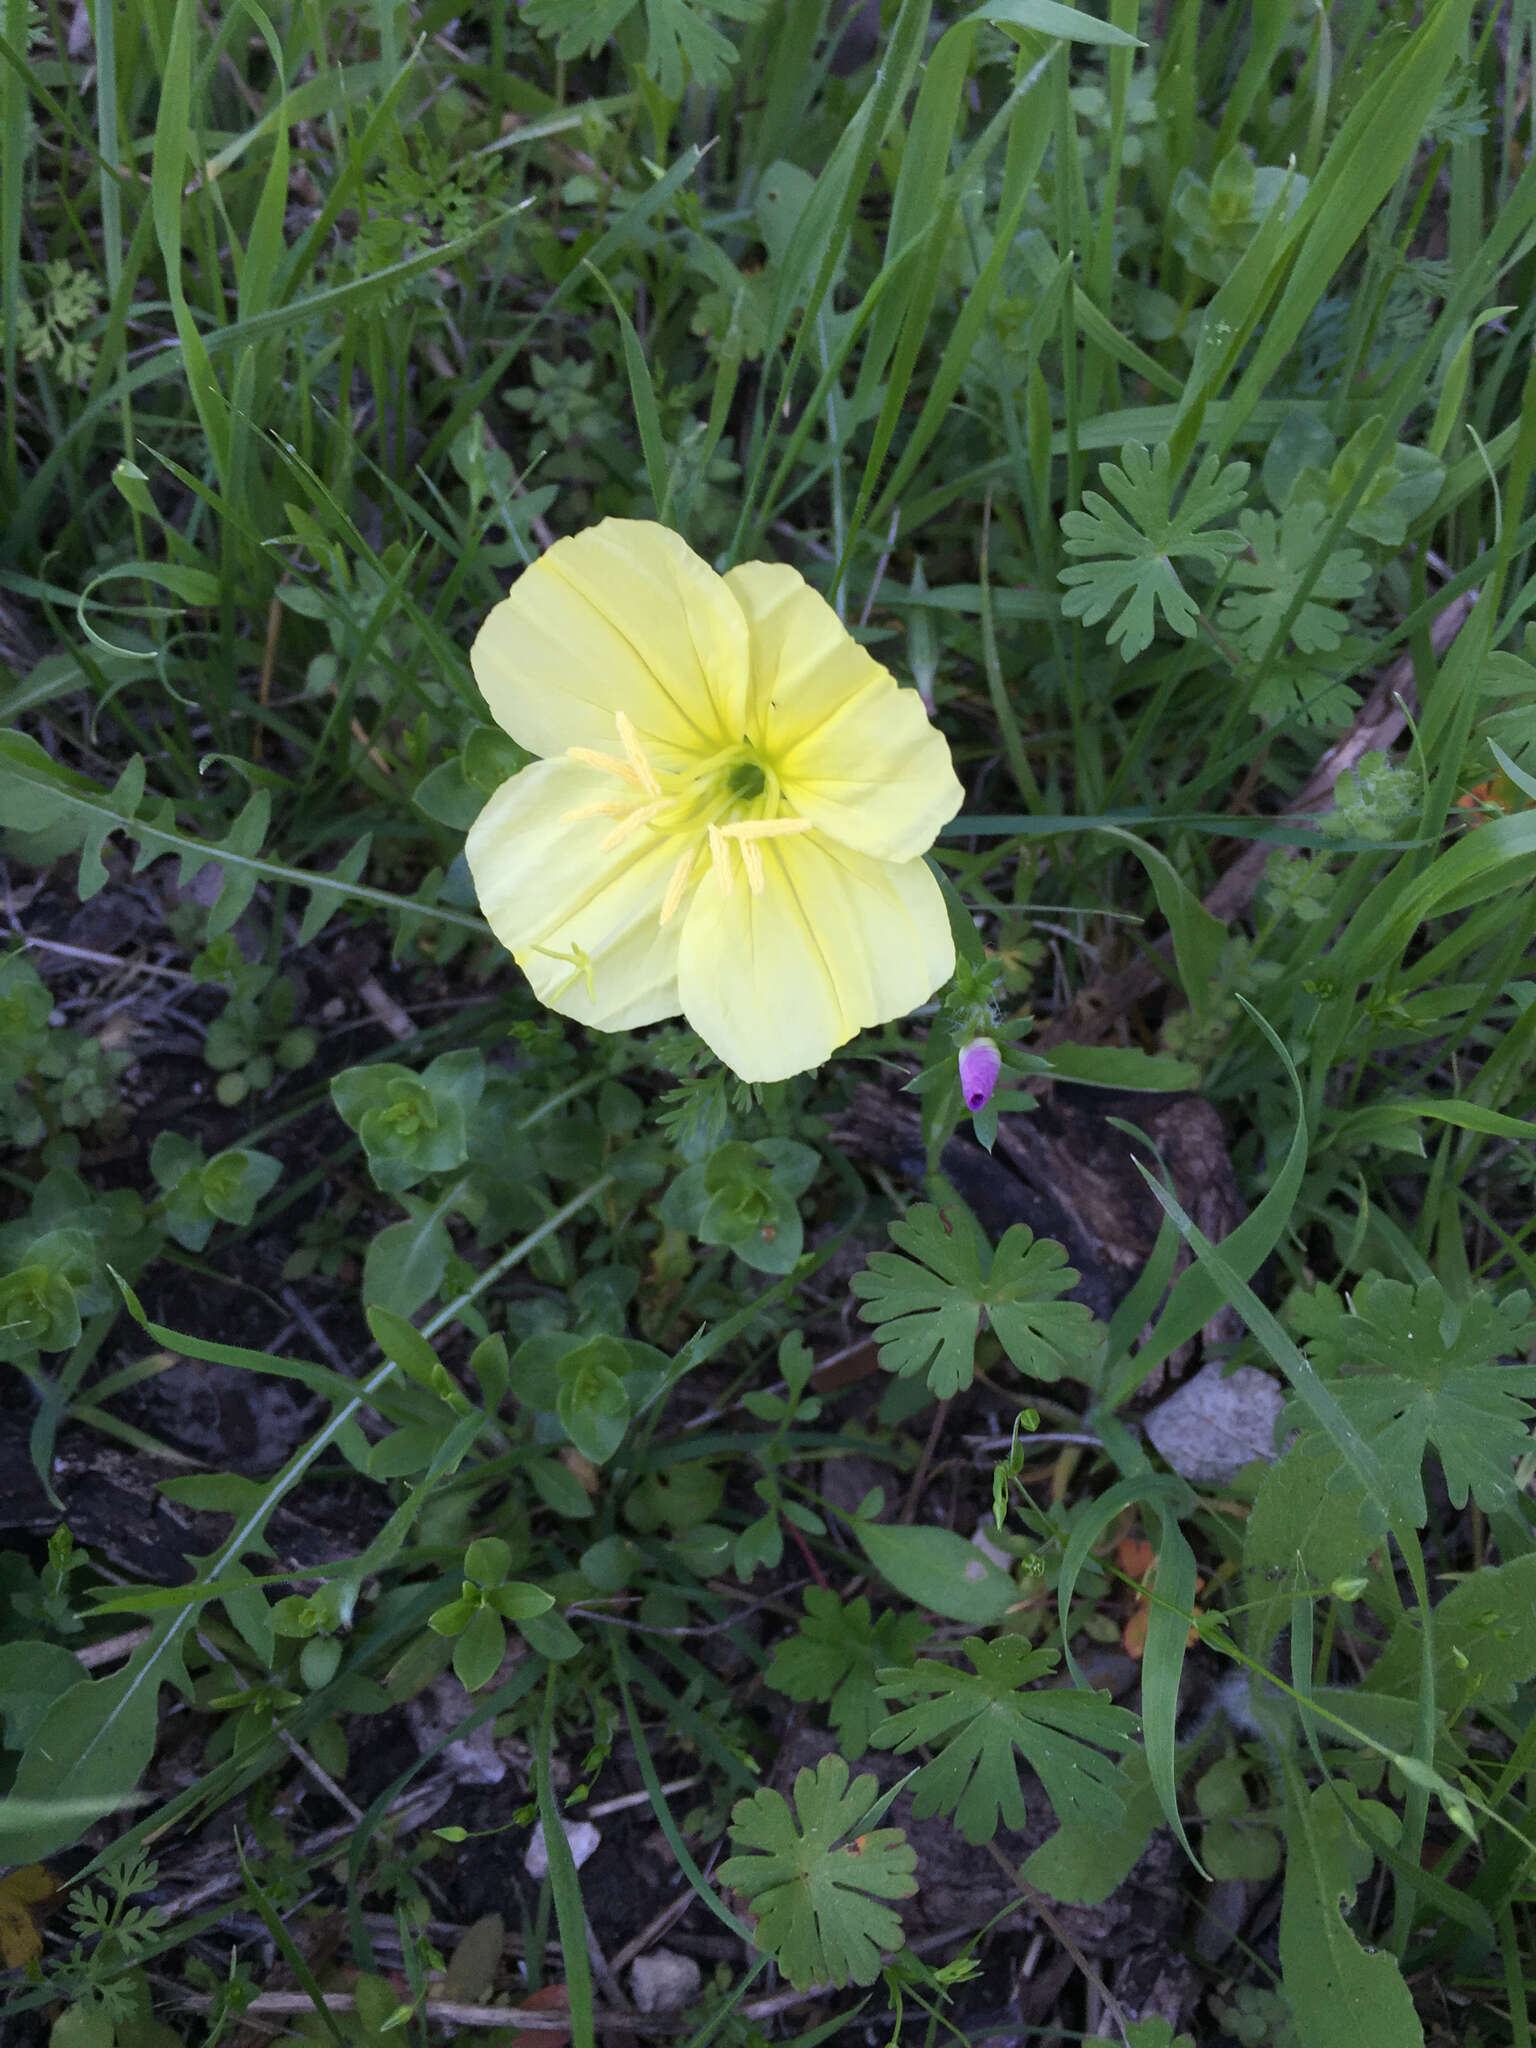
[76,1625,153,1668]
[584,1775,698,1821]
[160,1785,452,1920]
[253,588,283,763]
[1038,593,1476,1049]
[901,1395,953,1522]
[986,1840,1133,2045]
[356,971,416,1040]
[607,1882,704,1977]
[183,1919,1009,2033]
[16,933,194,981]
[174,1991,656,2033]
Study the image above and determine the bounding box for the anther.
[560,798,631,823]
[568,746,645,789]
[659,851,694,926]
[600,798,666,850]
[708,823,733,896]
[615,712,663,798]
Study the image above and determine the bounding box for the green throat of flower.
[562,712,814,926]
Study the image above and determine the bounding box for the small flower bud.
[957,1036,1001,1112]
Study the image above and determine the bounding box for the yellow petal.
[466,757,682,1031]
[676,833,954,1082]
[472,520,751,762]
[725,561,963,861]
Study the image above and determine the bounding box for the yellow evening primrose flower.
[465,519,964,1083]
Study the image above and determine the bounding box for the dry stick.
[607,1885,704,1979]
[986,1842,1133,2047]
[159,1784,456,1921]
[900,1395,952,1523]
[14,933,195,982]
[1036,593,1477,1050]
[172,1990,655,2033]
[179,1917,1012,2035]
[76,1626,154,1669]
[194,1630,365,1825]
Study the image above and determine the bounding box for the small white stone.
[968,1519,1014,1573]
[630,1949,702,2014]
[1144,1361,1285,1485]
[524,1817,601,1880]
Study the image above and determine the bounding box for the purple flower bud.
[958,1036,1001,1113]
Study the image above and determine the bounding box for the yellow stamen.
[717,816,815,841]
[741,838,765,894]
[559,798,631,823]
[615,711,663,797]
[600,797,666,850]
[659,851,694,926]
[708,823,733,896]
[569,746,644,789]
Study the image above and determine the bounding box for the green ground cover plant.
[3,0,1536,2041]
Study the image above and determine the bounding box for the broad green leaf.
[1279,1782,1424,2048]
[1020,1747,1161,1905]
[873,1637,1138,1845]
[0,1643,88,1753]
[855,1518,1018,1627]
[969,0,1141,45]
[1244,1435,1374,1662]
[0,1623,189,1864]
[556,1339,632,1465]
[1215,506,1371,662]
[523,0,766,97]
[361,1194,454,1319]
[718,1754,916,1990]
[1086,2023,1194,2048]
[1365,1553,1536,1713]
[453,1606,506,1693]
[1044,1044,1200,1091]
[1092,825,1227,1018]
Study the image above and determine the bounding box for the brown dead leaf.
[0,1862,60,1966]
[507,1982,570,2048]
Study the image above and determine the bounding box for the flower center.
[561,712,814,926]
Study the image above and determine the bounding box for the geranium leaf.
[1284,1274,1536,1520]
[871,1637,1140,1845]
[851,1203,1098,1397]
[1216,505,1371,663]
[523,0,767,97]
[765,1590,929,1755]
[718,1754,917,1990]
[1058,441,1250,659]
